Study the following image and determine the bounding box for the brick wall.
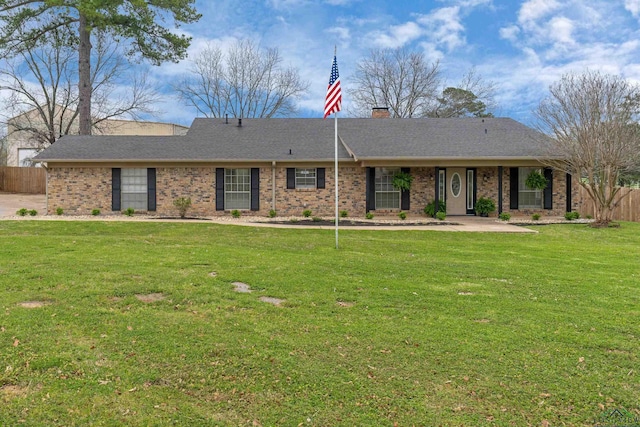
[47,167,112,214]
[498,167,580,217]
[46,165,370,217]
[156,167,215,216]
[46,165,579,217]
[272,166,367,217]
[406,167,436,215]
[478,167,500,208]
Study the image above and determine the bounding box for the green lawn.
[1,221,639,426]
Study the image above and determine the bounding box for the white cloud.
[326,26,351,43]
[459,0,493,6]
[474,0,640,123]
[366,2,485,52]
[267,0,309,10]
[146,0,640,123]
[518,0,561,26]
[418,41,445,62]
[548,16,575,45]
[324,0,358,5]
[371,21,423,48]
[625,0,640,17]
[499,25,520,42]
[418,6,466,51]
[503,1,619,49]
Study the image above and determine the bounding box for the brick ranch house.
[33,110,579,218]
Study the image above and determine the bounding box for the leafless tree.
[535,71,640,226]
[458,67,497,113]
[349,47,441,118]
[89,32,161,131]
[0,29,160,150]
[0,0,199,135]
[175,39,309,118]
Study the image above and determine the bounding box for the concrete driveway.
[0,192,47,217]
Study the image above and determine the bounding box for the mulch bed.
[262,219,457,227]
[149,217,454,226]
[151,216,212,221]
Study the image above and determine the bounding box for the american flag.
[324,55,342,119]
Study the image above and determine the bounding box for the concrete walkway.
[0,192,536,233]
[240,216,538,233]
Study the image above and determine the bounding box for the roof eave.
[35,157,356,163]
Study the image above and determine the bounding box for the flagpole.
[324,45,341,249]
[333,45,339,250]
[334,110,339,249]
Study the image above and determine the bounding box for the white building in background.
[6,106,188,167]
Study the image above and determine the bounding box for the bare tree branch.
[427,67,497,118]
[174,39,309,119]
[348,47,441,118]
[0,28,160,152]
[535,70,640,226]
[0,0,200,134]
[458,67,497,112]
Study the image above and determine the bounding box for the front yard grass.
[1,221,639,426]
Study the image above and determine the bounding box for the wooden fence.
[0,166,46,194]
[577,186,640,222]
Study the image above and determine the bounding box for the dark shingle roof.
[339,117,546,159]
[34,117,549,163]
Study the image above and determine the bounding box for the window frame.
[374,167,401,210]
[224,168,251,210]
[121,168,148,211]
[450,172,462,198]
[518,167,544,209]
[466,169,475,211]
[295,168,317,189]
[438,169,446,203]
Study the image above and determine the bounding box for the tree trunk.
[587,181,620,227]
[78,13,92,135]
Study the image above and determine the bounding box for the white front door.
[446,168,466,215]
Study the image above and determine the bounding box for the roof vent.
[238,118,242,127]
[289,149,292,155]
[485,129,487,134]
[225,114,228,124]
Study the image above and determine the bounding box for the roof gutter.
[34,158,357,164]
[356,156,555,161]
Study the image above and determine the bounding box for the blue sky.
[147,0,640,126]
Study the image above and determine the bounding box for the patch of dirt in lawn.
[474,319,491,323]
[209,271,218,278]
[260,296,285,306]
[17,301,48,308]
[458,292,474,296]
[336,301,355,307]
[1,384,29,399]
[607,348,631,355]
[233,282,252,293]
[135,293,165,303]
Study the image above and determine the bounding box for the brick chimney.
[371,107,390,118]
